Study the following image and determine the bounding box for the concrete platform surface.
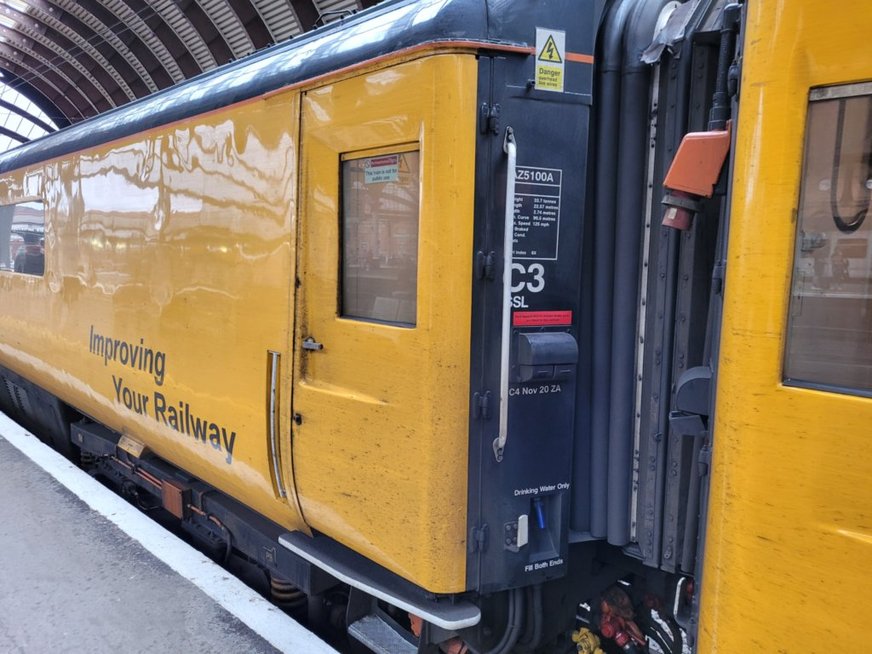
[0,414,338,654]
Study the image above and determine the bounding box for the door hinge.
[712,260,726,295]
[475,250,497,280]
[472,391,492,420]
[479,102,501,135]
[469,524,489,553]
[698,442,712,477]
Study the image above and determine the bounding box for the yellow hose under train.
[572,628,606,654]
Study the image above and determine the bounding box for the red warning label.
[513,310,573,327]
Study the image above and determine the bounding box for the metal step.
[347,614,418,654]
[278,531,480,630]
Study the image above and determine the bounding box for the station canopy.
[0,0,380,152]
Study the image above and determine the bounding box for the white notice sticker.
[534,28,566,93]
[364,154,399,184]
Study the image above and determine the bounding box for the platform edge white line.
[0,413,337,654]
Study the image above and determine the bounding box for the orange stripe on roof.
[1,40,595,174]
[508,46,595,64]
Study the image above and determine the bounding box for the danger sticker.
[364,155,399,184]
[535,28,565,93]
[513,310,573,327]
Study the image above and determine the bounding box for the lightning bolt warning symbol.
[538,35,563,63]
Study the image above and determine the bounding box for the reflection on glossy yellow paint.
[835,528,872,547]
[0,92,306,530]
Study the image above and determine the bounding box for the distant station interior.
[0,0,381,149]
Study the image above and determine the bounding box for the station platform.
[0,414,337,654]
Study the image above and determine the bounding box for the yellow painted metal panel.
[293,55,477,593]
[700,2,872,650]
[0,93,307,531]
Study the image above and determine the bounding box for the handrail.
[494,126,516,463]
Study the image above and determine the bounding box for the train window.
[784,85,872,394]
[0,200,46,277]
[341,149,420,327]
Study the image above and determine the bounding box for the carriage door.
[289,56,477,589]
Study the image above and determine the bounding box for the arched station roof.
[0,0,380,148]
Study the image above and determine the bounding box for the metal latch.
[469,524,489,553]
[302,337,323,351]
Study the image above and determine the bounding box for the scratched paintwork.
[700,2,872,650]
[292,55,477,593]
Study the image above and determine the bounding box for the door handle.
[302,336,324,351]
[267,350,287,498]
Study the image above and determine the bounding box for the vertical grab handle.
[493,126,516,463]
[267,350,287,497]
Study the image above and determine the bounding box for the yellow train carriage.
[1,1,590,645]
[0,0,869,652]
[700,1,872,650]
[0,50,480,591]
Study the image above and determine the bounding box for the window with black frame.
[340,149,420,327]
[784,84,872,394]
